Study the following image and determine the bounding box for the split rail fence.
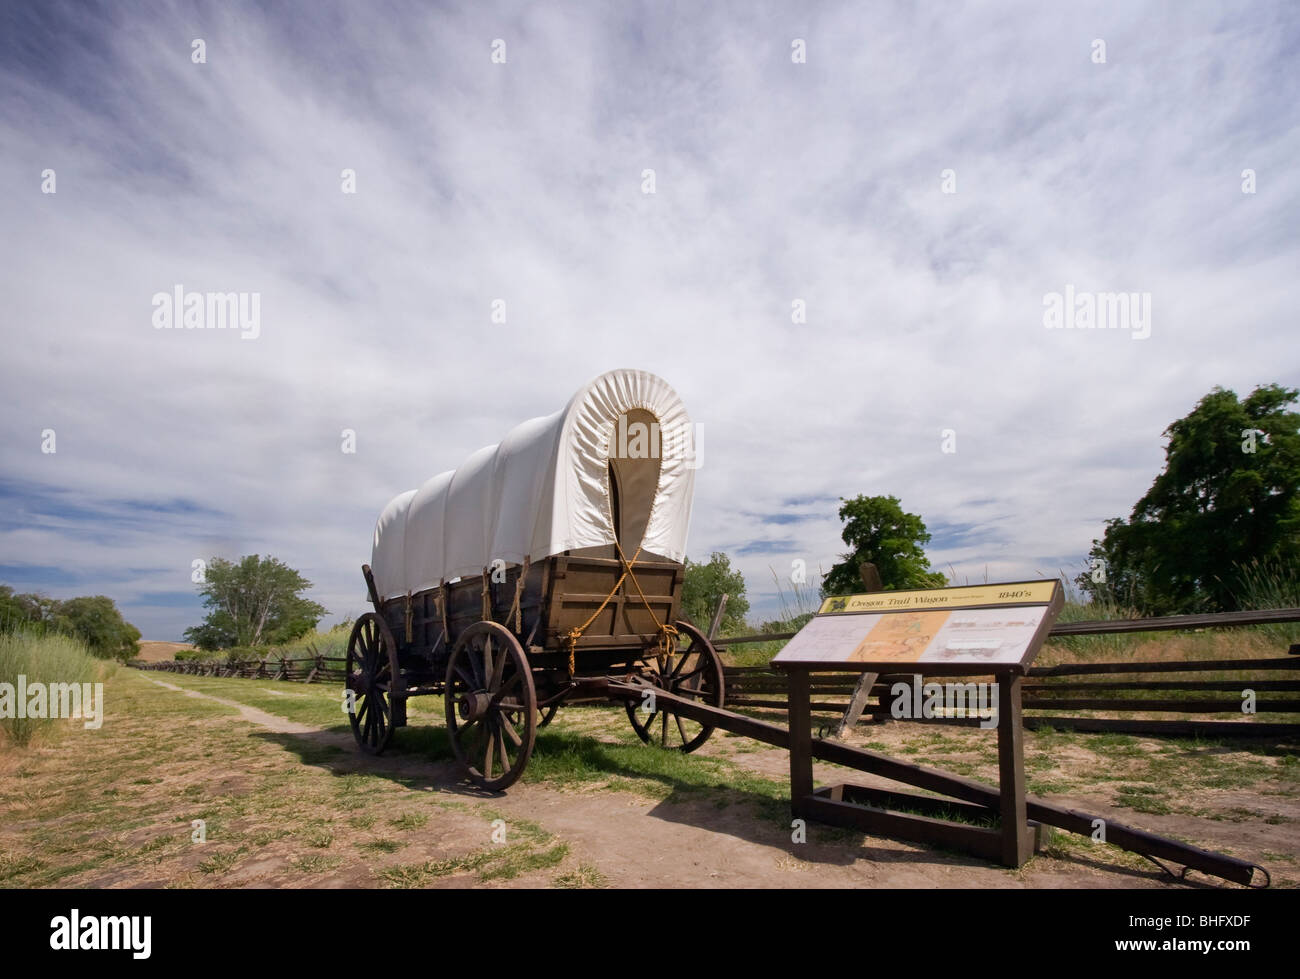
[132,606,1300,738]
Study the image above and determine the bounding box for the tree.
[8,590,58,625]
[1079,384,1300,614]
[822,495,947,596]
[51,595,142,662]
[0,587,141,661]
[681,552,750,634]
[0,585,25,627]
[184,555,327,651]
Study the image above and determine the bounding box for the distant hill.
[136,640,195,662]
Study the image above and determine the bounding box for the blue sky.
[2,1,1298,639]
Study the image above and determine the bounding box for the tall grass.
[0,630,112,747]
[1040,570,1145,660]
[271,621,352,662]
[1232,556,1300,645]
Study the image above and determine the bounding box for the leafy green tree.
[681,552,750,634]
[184,555,327,651]
[181,619,237,652]
[822,495,947,596]
[1080,384,1300,614]
[7,589,58,625]
[51,595,142,662]
[0,585,25,628]
[0,587,141,661]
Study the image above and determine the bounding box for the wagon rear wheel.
[346,613,400,755]
[626,620,725,753]
[445,621,537,791]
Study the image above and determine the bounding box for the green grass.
[291,854,343,874]
[553,863,608,888]
[389,812,428,830]
[520,723,789,809]
[376,835,570,887]
[149,673,348,728]
[358,839,404,854]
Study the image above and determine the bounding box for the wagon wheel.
[345,612,400,755]
[445,621,537,791]
[625,620,725,753]
[538,703,560,728]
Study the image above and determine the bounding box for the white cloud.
[1,0,1297,636]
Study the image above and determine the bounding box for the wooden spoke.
[501,721,522,748]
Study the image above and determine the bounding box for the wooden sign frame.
[774,579,1064,676]
[774,579,1064,867]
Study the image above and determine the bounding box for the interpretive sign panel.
[774,579,1063,674]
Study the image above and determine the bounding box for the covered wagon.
[348,368,724,789]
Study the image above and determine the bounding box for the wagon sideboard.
[367,548,684,673]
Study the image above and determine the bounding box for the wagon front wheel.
[345,613,400,755]
[626,620,725,753]
[445,621,537,791]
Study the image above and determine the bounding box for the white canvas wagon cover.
[370,369,697,602]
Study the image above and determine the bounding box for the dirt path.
[148,678,335,737]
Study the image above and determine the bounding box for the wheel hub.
[458,690,492,723]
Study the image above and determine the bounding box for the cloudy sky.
[2,1,1297,640]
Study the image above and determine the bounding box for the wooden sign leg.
[997,673,1033,867]
[835,671,878,738]
[787,669,814,819]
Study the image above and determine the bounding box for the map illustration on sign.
[773,580,1062,671]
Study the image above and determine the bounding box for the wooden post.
[834,564,884,737]
[858,562,883,592]
[834,672,879,738]
[997,672,1033,866]
[708,594,728,641]
[787,668,814,819]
